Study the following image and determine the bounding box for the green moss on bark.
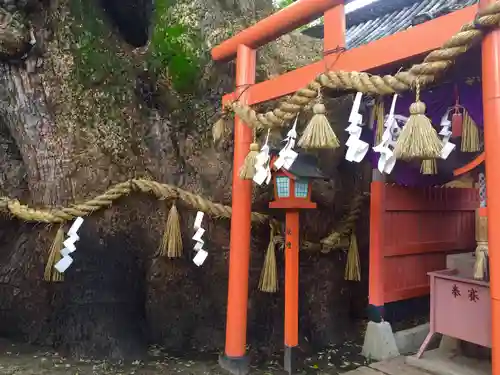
[69,0,134,89]
[69,0,204,94]
[148,0,204,93]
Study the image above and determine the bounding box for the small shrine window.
[294,179,308,198]
[276,176,290,198]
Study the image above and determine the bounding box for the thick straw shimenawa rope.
[274,192,368,253]
[2,179,267,224]
[223,2,500,131]
[0,179,368,253]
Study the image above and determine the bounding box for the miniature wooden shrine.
[269,152,324,209]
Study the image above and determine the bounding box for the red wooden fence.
[369,182,479,306]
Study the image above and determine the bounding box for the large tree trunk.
[0,0,365,361]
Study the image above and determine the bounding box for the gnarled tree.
[0,0,365,360]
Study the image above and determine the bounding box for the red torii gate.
[211,1,500,374]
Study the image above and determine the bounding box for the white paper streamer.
[54,255,73,273]
[372,94,400,174]
[253,129,272,186]
[68,217,84,236]
[274,115,299,171]
[345,92,369,163]
[193,250,208,267]
[194,211,204,231]
[55,216,83,273]
[192,211,207,266]
[439,111,456,160]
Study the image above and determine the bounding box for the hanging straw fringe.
[298,100,340,149]
[474,209,488,280]
[374,98,385,145]
[212,115,230,143]
[393,81,442,160]
[44,225,65,282]
[239,134,260,180]
[474,242,488,280]
[259,224,278,293]
[158,201,183,258]
[344,232,361,281]
[461,110,480,152]
[420,159,438,175]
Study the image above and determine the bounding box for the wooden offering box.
[417,269,491,358]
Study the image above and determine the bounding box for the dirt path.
[0,339,369,375]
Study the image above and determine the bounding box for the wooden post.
[323,4,346,54]
[480,0,500,373]
[284,210,300,375]
[474,173,488,280]
[368,171,385,322]
[222,44,256,370]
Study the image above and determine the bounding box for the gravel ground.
[0,339,370,375]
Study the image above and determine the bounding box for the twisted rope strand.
[0,179,266,224]
[0,179,367,251]
[228,2,500,131]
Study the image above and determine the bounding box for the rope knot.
[409,101,426,115]
[249,143,259,152]
[313,103,326,115]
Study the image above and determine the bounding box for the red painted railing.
[369,183,479,305]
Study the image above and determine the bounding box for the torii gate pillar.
[218,44,256,375]
[481,0,500,374]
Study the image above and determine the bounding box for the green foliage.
[70,0,203,94]
[275,0,296,9]
[274,0,323,29]
[148,0,203,93]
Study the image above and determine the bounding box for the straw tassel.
[239,141,259,180]
[420,159,438,175]
[474,242,488,280]
[461,110,480,152]
[344,232,361,282]
[44,225,65,282]
[258,224,278,293]
[393,81,442,160]
[474,209,488,280]
[374,98,385,145]
[159,201,183,258]
[212,114,230,144]
[298,99,340,149]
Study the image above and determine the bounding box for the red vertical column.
[323,3,346,54]
[284,210,300,374]
[224,44,256,359]
[368,175,385,322]
[480,1,500,374]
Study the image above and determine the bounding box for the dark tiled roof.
[302,0,478,49]
[269,149,327,179]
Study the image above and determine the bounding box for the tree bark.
[0,62,74,206]
[0,0,361,360]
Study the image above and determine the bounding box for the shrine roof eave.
[220,4,478,107]
[303,0,477,47]
[454,152,485,177]
[270,149,327,180]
